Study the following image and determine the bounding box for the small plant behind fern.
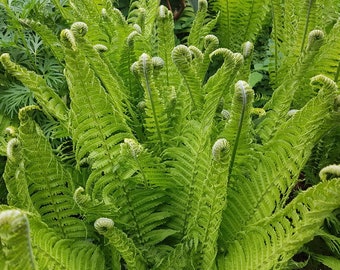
[0,0,340,269]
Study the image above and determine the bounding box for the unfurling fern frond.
[155,5,182,98]
[61,24,134,199]
[188,0,219,50]
[0,209,37,270]
[202,49,244,130]
[220,75,339,245]
[192,138,230,269]
[95,217,147,270]
[0,53,68,126]
[220,80,255,179]
[172,44,203,114]
[132,53,170,151]
[3,136,36,213]
[319,164,340,181]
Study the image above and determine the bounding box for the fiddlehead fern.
[70,21,88,37]
[60,29,77,50]
[238,41,254,82]
[94,218,147,270]
[172,45,203,111]
[223,80,254,177]
[212,138,230,161]
[319,164,340,181]
[73,187,117,222]
[6,138,20,162]
[93,44,108,53]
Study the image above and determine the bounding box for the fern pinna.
[1,0,340,269]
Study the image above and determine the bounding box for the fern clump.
[0,0,340,269]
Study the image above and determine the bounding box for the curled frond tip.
[212,138,230,161]
[94,218,114,234]
[319,165,340,181]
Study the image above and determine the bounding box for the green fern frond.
[257,29,329,142]
[17,105,89,239]
[223,177,340,269]
[0,209,37,270]
[220,75,339,245]
[95,217,147,270]
[172,44,203,112]
[119,138,169,187]
[19,18,64,63]
[105,180,172,247]
[3,136,36,213]
[202,49,244,129]
[155,5,182,93]
[61,27,134,199]
[191,138,230,269]
[0,53,68,126]
[29,218,105,270]
[164,121,211,242]
[132,53,170,150]
[188,0,218,49]
[269,0,337,87]
[62,0,110,45]
[220,80,255,178]
[197,34,220,80]
[210,0,270,51]
[73,186,118,222]
[312,18,340,84]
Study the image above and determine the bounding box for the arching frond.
[18,19,64,63]
[172,45,203,112]
[0,53,68,126]
[220,80,255,179]
[223,178,340,269]
[61,27,134,199]
[17,105,88,239]
[202,49,244,130]
[29,218,105,270]
[220,75,339,245]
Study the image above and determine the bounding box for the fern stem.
[226,0,230,48]
[300,0,315,53]
[243,0,256,43]
[142,56,163,145]
[228,83,247,177]
[334,60,340,83]
[122,184,145,245]
[270,0,279,81]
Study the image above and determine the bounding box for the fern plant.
[1,0,340,269]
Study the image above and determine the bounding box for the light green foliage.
[0,0,340,269]
[209,0,271,51]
